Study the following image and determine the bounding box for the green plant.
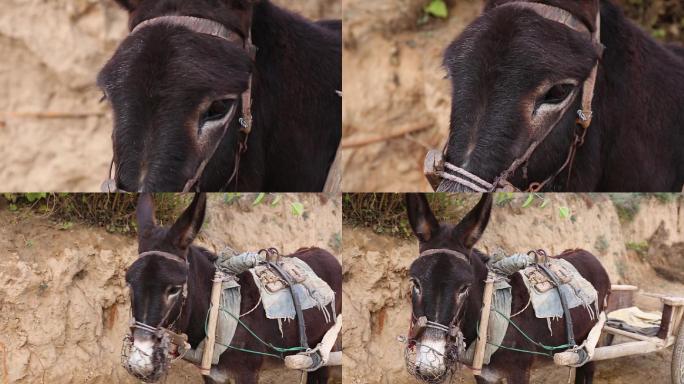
[594,235,609,254]
[291,202,305,216]
[626,241,649,259]
[424,0,448,19]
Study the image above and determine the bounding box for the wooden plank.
[592,340,665,361]
[611,285,638,291]
[323,149,342,194]
[472,274,495,376]
[658,305,674,339]
[201,273,224,375]
[603,326,664,343]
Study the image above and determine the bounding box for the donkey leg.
[306,367,329,384]
[575,362,596,384]
[220,351,263,384]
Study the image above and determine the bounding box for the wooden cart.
[593,285,684,383]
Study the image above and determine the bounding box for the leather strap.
[266,260,309,349]
[537,263,576,347]
[419,248,470,264]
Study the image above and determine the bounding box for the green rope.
[475,306,571,358]
[203,303,307,360]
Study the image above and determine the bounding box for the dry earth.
[342,194,684,383]
[0,0,340,192]
[0,193,342,383]
[342,0,482,192]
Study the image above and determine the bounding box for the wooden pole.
[201,272,224,375]
[285,315,343,370]
[323,150,342,194]
[472,273,495,376]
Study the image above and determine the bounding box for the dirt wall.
[0,0,340,192]
[342,194,684,383]
[0,194,342,383]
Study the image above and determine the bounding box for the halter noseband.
[426,2,604,192]
[103,14,257,193]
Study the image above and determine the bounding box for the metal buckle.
[424,149,445,190]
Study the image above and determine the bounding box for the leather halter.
[419,248,470,263]
[426,2,604,192]
[102,14,257,193]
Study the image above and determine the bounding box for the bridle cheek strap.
[425,3,603,192]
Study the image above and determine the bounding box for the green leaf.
[224,193,236,204]
[291,202,304,217]
[252,193,265,206]
[9,204,17,211]
[58,221,74,230]
[559,207,570,219]
[25,192,47,203]
[522,194,534,208]
[540,199,550,208]
[271,195,282,207]
[425,0,448,19]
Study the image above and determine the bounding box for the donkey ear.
[454,194,492,248]
[405,194,440,243]
[113,0,141,11]
[167,193,207,250]
[136,193,156,240]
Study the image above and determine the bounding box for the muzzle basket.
[121,333,172,383]
[403,337,463,384]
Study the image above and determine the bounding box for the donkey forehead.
[126,255,188,286]
[98,25,251,103]
[445,7,597,85]
[410,253,473,286]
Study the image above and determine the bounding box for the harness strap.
[537,263,577,347]
[419,248,470,264]
[266,261,310,349]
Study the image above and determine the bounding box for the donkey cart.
[584,285,684,384]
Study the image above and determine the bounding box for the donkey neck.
[239,1,340,190]
[179,247,216,348]
[582,1,684,190]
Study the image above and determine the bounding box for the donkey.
[124,193,342,383]
[436,0,684,192]
[98,1,341,192]
[404,193,611,384]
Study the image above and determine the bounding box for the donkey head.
[123,193,206,381]
[439,0,602,192]
[404,193,492,382]
[98,0,257,191]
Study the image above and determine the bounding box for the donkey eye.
[167,285,182,296]
[200,99,234,125]
[540,83,575,106]
[410,279,421,295]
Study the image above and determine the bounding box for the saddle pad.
[462,278,512,365]
[184,277,241,365]
[249,257,335,322]
[519,258,598,320]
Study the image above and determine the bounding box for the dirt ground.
[342,194,684,383]
[341,0,684,192]
[0,0,340,192]
[0,193,342,383]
